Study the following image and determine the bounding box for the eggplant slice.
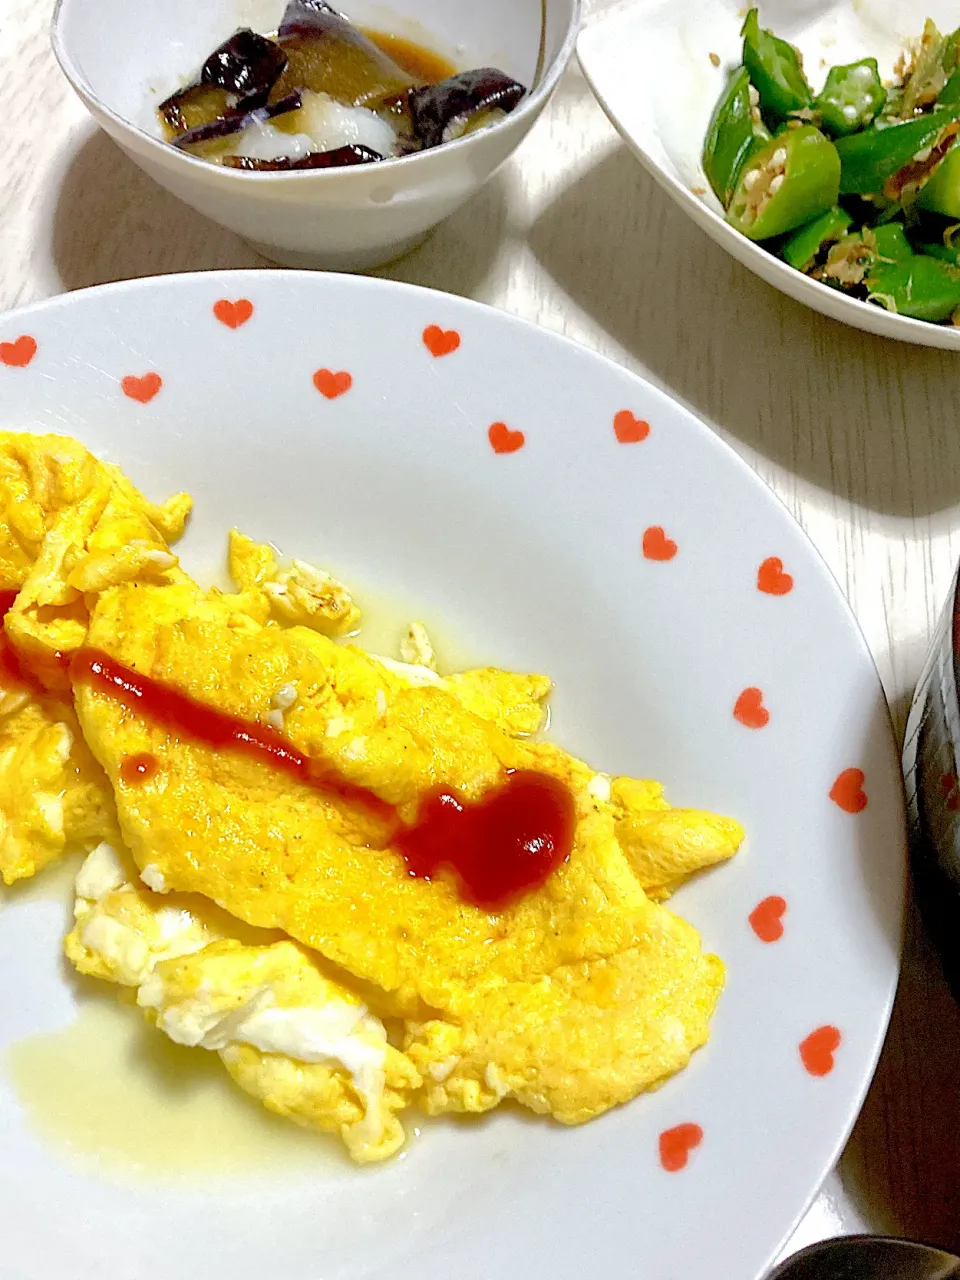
[224,143,384,170]
[159,28,288,134]
[272,0,419,107]
[408,68,527,149]
[200,29,288,103]
[172,92,303,155]
[159,82,235,135]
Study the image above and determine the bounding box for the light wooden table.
[3,0,960,1262]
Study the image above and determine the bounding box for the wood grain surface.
[2,0,959,1259]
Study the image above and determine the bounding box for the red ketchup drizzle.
[42,641,576,909]
[120,752,159,785]
[396,771,576,910]
[70,648,395,825]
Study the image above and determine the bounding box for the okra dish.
[703,11,960,325]
[157,0,526,171]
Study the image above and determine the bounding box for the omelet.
[0,433,745,1163]
[72,581,711,1012]
[67,579,735,1130]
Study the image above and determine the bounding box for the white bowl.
[577,0,960,351]
[52,0,579,270]
[0,268,905,1280]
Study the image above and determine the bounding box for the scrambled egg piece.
[399,621,436,670]
[0,432,189,677]
[0,433,185,591]
[1,434,745,1163]
[609,778,742,902]
[141,940,420,1163]
[0,432,189,882]
[229,530,361,636]
[0,698,116,885]
[65,841,219,985]
[65,844,420,1162]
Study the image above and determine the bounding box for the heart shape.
[0,335,37,368]
[642,526,677,561]
[422,325,460,357]
[488,422,525,454]
[214,298,254,329]
[659,1123,703,1172]
[313,369,352,399]
[749,895,787,943]
[613,409,650,444]
[757,556,793,595]
[734,686,769,729]
[799,1025,841,1077]
[121,373,162,403]
[829,767,867,813]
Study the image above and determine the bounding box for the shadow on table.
[529,146,960,520]
[838,688,960,1248]
[842,897,960,1251]
[51,133,263,287]
[51,131,508,299]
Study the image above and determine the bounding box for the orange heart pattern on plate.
[121,373,162,404]
[749,895,787,943]
[488,422,525,454]
[0,335,37,368]
[799,1025,841,1077]
[20,305,872,1114]
[613,409,650,444]
[757,557,794,596]
[642,526,678,561]
[422,325,461,357]
[313,369,353,399]
[829,768,867,813]
[214,298,254,329]
[734,687,769,729]
[659,1123,703,1172]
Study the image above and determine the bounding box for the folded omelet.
[0,432,744,1162]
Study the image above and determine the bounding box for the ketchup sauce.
[0,590,576,909]
[70,648,395,825]
[395,770,576,910]
[119,752,159,785]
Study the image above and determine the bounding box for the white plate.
[577,0,960,350]
[0,271,904,1280]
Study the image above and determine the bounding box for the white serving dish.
[52,0,579,270]
[578,0,960,350]
[0,269,905,1280]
